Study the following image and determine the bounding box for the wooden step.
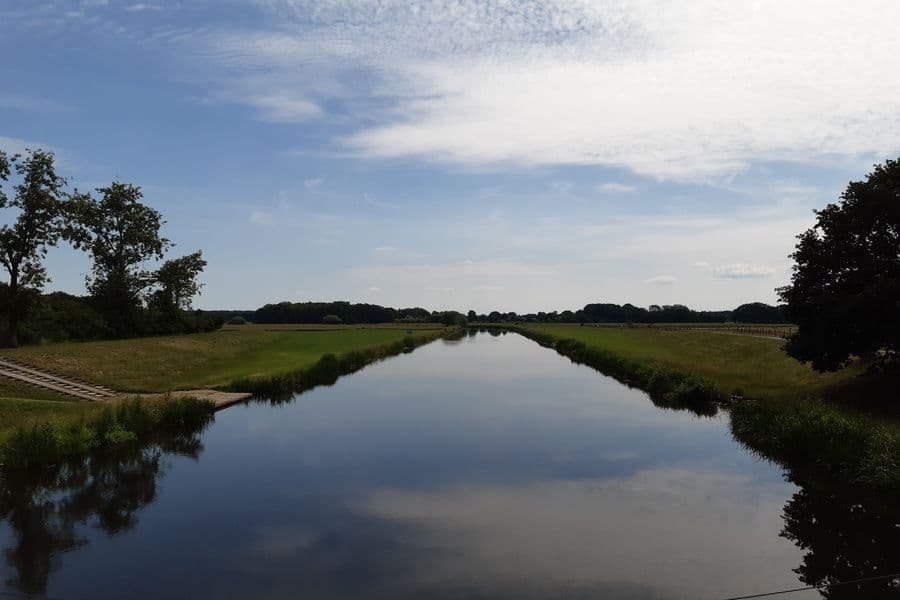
[0,358,118,401]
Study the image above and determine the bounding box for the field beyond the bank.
[520,324,862,400]
[0,323,445,394]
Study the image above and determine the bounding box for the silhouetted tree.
[779,157,900,371]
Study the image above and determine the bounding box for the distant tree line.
[0,149,217,346]
[232,300,785,327]
[249,302,468,326]
[468,301,785,324]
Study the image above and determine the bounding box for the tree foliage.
[779,157,900,371]
[69,182,169,336]
[148,251,207,316]
[732,302,786,324]
[0,149,68,346]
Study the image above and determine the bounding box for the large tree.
[69,182,169,336]
[0,150,67,347]
[778,157,900,371]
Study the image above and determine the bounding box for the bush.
[227,316,248,325]
[322,314,344,325]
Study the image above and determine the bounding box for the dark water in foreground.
[2,331,899,599]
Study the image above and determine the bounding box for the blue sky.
[2,1,899,312]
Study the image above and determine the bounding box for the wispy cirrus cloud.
[596,182,636,194]
[200,0,900,181]
[646,275,676,285]
[249,210,275,225]
[246,94,321,123]
[713,264,776,280]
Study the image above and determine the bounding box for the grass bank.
[222,329,452,398]
[516,324,900,489]
[0,324,451,468]
[515,327,722,415]
[0,323,448,392]
[0,396,214,470]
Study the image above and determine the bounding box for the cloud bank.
[209,0,900,181]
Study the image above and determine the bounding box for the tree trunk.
[7,271,18,348]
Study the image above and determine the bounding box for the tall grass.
[730,397,900,489]
[0,396,215,470]
[221,329,450,400]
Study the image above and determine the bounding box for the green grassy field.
[0,324,446,393]
[521,324,862,400]
[0,324,448,451]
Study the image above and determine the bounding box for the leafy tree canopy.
[779,157,900,371]
[69,182,169,335]
[0,149,68,346]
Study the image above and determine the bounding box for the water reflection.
[0,429,206,595]
[781,485,900,598]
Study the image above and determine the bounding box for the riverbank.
[0,396,215,469]
[0,324,454,467]
[515,324,900,489]
[0,323,449,393]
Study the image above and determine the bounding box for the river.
[1,330,898,598]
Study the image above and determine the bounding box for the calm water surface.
[2,331,898,599]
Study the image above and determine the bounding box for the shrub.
[322,314,344,325]
[227,316,248,325]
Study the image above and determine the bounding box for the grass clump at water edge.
[730,397,900,489]
[0,396,215,470]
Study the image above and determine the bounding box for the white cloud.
[367,286,383,293]
[249,210,275,225]
[596,182,636,194]
[0,135,44,155]
[645,275,676,285]
[125,3,161,11]
[713,264,775,280]
[692,261,711,269]
[303,177,324,190]
[247,94,321,123]
[211,1,900,181]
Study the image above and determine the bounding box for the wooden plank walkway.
[0,358,252,409]
[0,357,118,401]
